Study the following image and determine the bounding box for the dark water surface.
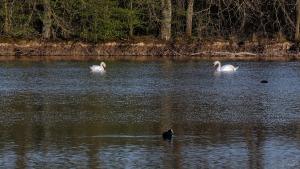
[0,61,300,168]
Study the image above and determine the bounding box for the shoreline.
[0,40,299,61]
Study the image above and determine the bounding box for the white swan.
[90,62,106,73]
[213,61,238,72]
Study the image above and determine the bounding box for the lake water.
[0,61,300,168]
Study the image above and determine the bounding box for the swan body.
[213,61,238,72]
[90,62,106,73]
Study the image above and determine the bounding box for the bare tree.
[160,0,172,40]
[296,0,300,41]
[42,0,52,39]
[3,0,12,34]
[186,0,194,37]
[129,0,134,37]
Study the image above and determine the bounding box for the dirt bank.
[0,40,298,61]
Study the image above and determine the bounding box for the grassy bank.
[0,38,298,61]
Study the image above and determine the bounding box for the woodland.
[1,0,300,43]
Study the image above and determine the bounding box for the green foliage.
[0,0,38,37]
[77,0,126,41]
[0,0,298,41]
[0,0,146,41]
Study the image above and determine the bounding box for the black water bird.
[162,129,174,140]
[288,42,300,53]
[260,80,268,83]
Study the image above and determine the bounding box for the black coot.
[162,129,174,140]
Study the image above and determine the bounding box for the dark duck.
[260,80,268,83]
[162,129,174,140]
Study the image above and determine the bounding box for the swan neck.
[217,62,221,71]
[100,63,105,69]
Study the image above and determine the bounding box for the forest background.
[1,0,300,42]
[1,0,300,61]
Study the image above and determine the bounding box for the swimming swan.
[90,62,106,73]
[213,61,238,72]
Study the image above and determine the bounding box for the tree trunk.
[42,0,52,39]
[160,0,172,40]
[186,0,194,37]
[3,0,11,34]
[240,4,246,33]
[129,0,133,37]
[295,0,300,41]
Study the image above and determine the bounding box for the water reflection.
[0,61,300,168]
